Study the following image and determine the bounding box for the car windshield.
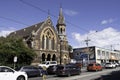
[106,63,111,65]
[50,62,56,64]
[88,64,93,66]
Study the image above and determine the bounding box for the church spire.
[47,9,50,19]
[57,7,66,26]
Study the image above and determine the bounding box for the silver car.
[105,62,116,68]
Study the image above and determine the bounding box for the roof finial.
[59,3,63,16]
[47,9,50,19]
[60,3,62,8]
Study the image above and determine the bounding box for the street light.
[59,35,64,65]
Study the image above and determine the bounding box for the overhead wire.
[19,0,89,32]
[1,0,115,48]
[19,0,91,46]
[0,16,29,26]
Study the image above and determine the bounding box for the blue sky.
[0,0,120,50]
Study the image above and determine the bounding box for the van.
[39,61,57,68]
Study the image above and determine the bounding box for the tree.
[68,45,73,59]
[0,37,36,66]
[68,45,73,53]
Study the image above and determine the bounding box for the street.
[28,67,120,80]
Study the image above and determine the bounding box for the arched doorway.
[47,54,51,61]
[52,54,56,61]
[42,53,45,61]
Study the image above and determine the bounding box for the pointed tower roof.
[57,7,66,26]
[47,9,51,19]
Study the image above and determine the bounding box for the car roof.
[0,66,15,71]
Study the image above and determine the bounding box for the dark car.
[19,66,41,77]
[47,65,58,74]
[56,64,81,77]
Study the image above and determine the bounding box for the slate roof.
[9,21,44,38]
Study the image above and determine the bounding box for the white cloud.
[64,9,78,16]
[71,27,120,50]
[0,30,13,37]
[0,27,16,37]
[101,18,114,25]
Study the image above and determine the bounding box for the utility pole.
[84,37,91,64]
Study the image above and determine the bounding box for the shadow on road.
[93,70,120,80]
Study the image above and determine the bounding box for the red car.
[87,63,102,71]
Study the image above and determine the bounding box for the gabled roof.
[9,21,44,38]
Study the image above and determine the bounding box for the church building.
[9,8,70,65]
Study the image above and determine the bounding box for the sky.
[0,0,120,50]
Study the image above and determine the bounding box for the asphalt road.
[28,67,120,80]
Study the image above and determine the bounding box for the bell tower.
[56,7,69,64]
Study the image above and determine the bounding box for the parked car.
[56,64,81,77]
[39,61,57,68]
[113,62,119,67]
[105,62,116,68]
[0,66,28,80]
[87,63,102,71]
[19,66,41,77]
[47,65,58,74]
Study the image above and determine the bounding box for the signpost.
[13,56,17,69]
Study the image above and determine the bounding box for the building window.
[52,38,55,50]
[46,36,49,49]
[97,50,101,59]
[106,52,109,59]
[42,35,45,49]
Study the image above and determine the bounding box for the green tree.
[0,37,36,66]
[68,45,73,59]
[68,45,73,53]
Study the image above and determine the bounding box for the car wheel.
[17,76,25,80]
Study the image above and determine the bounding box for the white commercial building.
[73,46,120,64]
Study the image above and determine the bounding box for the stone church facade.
[9,8,70,65]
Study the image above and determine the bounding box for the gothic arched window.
[46,36,49,49]
[51,38,55,50]
[60,28,62,34]
[42,35,45,49]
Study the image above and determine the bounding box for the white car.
[105,62,116,68]
[39,61,57,68]
[113,62,119,67]
[0,66,28,80]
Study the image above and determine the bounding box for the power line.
[19,0,57,18]
[19,0,89,32]
[0,16,29,26]
[84,37,91,47]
